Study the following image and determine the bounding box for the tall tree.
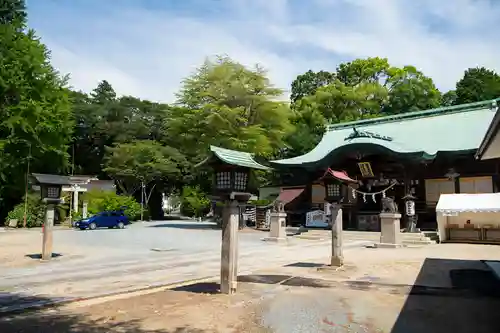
[71,81,171,176]
[0,3,73,220]
[282,57,441,159]
[0,0,27,25]
[455,67,500,105]
[335,58,441,114]
[166,56,293,163]
[90,80,116,104]
[441,90,457,107]
[290,70,335,104]
[103,140,187,196]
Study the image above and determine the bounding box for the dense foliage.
[2,1,500,225]
[82,190,142,221]
[180,186,211,218]
[6,193,46,227]
[0,2,73,220]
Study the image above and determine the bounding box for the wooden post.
[220,200,239,294]
[331,203,343,267]
[42,204,55,261]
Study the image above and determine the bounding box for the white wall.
[259,186,280,200]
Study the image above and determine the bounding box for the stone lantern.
[197,146,270,294]
[403,193,417,233]
[31,173,71,260]
[321,170,348,268]
[323,176,343,204]
[213,165,252,201]
[211,163,253,294]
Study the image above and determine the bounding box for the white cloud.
[28,0,500,103]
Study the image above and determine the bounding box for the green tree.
[335,58,441,115]
[455,67,500,105]
[0,0,26,25]
[180,185,210,218]
[441,90,457,106]
[290,70,335,104]
[0,9,73,221]
[71,82,171,176]
[103,140,187,196]
[83,190,142,221]
[90,80,116,104]
[291,57,442,121]
[280,106,327,158]
[166,56,293,163]
[284,57,441,158]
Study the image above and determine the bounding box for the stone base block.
[317,265,344,272]
[262,237,287,243]
[374,242,405,249]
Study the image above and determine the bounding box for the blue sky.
[27,0,500,102]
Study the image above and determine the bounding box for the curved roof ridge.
[207,145,270,170]
[327,98,499,131]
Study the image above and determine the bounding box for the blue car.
[74,210,130,230]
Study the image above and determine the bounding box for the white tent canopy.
[436,193,500,243]
[436,193,500,214]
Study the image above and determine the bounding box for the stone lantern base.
[263,212,287,243]
[375,212,403,248]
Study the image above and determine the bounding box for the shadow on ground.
[0,293,208,333]
[162,215,193,221]
[25,253,63,260]
[148,223,219,230]
[391,257,500,333]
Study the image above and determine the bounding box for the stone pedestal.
[73,190,79,213]
[263,212,287,242]
[317,204,344,271]
[377,213,402,248]
[330,205,343,267]
[220,200,239,294]
[82,201,88,219]
[42,204,55,261]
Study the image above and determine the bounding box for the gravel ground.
[1,243,499,332]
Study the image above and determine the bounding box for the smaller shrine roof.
[271,98,500,168]
[276,188,304,205]
[31,173,71,185]
[197,146,270,170]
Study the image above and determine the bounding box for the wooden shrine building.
[210,98,500,231]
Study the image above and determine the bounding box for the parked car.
[74,210,130,230]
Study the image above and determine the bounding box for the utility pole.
[69,144,75,223]
[140,181,144,221]
[23,143,32,228]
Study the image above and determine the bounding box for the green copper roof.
[271,98,500,167]
[205,145,270,170]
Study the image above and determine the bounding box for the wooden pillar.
[220,200,239,294]
[41,204,55,261]
[330,203,343,267]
